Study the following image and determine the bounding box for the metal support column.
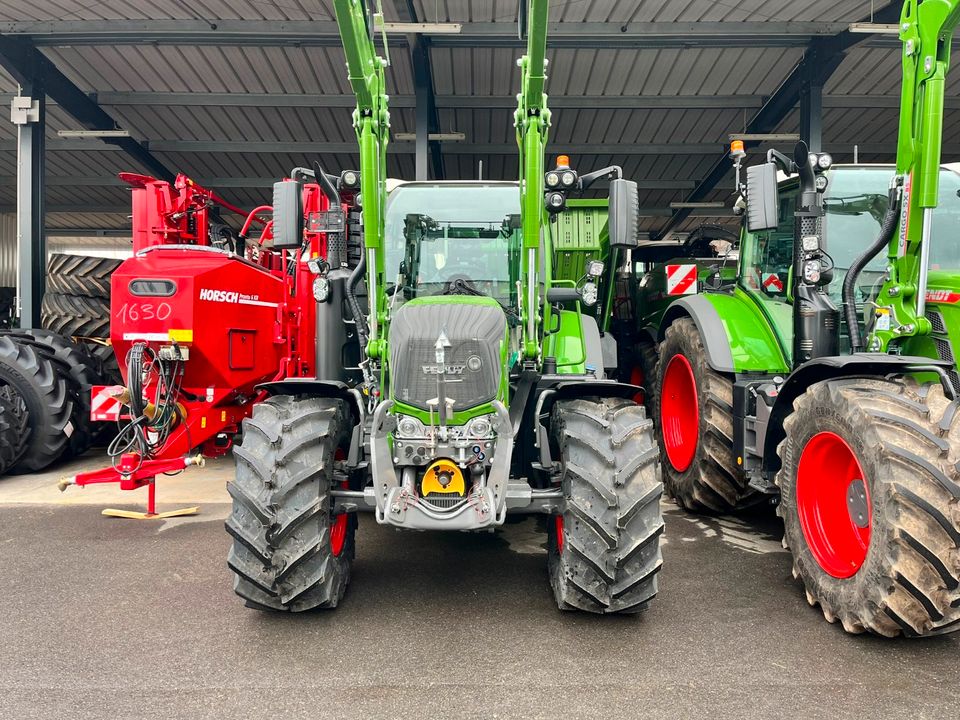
[800,54,824,153]
[414,39,429,181]
[10,81,44,328]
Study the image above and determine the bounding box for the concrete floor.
[1,456,959,719]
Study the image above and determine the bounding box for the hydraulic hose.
[843,185,901,352]
[346,248,370,352]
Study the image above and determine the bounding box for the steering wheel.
[442,275,480,295]
[681,233,714,257]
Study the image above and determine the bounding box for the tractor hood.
[389,296,507,413]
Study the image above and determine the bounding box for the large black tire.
[0,336,74,472]
[548,397,664,614]
[46,254,121,299]
[86,341,123,385]
[776,377,960,637]
[226,395,356,611]
[656,317,756,513]
[626,337,659,416]
[0,384,29,475]
[41,293,110,339]
[10,330,98,457]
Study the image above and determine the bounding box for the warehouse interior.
[0,0,937,306]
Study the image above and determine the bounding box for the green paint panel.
[543,308,587,374]
[702,291,791,373]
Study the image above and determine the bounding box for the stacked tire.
[43,252,122,386]
[42,253,118,341]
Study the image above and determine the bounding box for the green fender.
[658,291,790,375]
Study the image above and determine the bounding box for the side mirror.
[272,180,304,249]
[745,162,779,233]
[608,178,639,249]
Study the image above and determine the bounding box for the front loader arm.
[333,0,390,360]
[871,0,960,350]
[516,0,551,360]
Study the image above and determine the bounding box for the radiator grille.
[933,337,954,363]
[926,309,947,334]
[390,300,506,412]
[422,494,467,511]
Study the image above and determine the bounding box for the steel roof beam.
[0,19,900,48]
[4,92,948,111]
[0,33,174,182]
[654,1,903,240]
[0,140,945,155]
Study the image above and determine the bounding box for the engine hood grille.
[389,299,506,412]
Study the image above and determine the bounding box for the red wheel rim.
[331,447,348,557]
[330,514,348,557]
[660,354,699,472]
[629,365,645,404]
[555,515,564,554]
[795,431,871,578]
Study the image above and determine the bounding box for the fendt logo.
[422,365,465,375]
[199,288,240,303]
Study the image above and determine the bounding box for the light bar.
[670,202,726,208]
[847,22,901,34]
[375,20,462,34]
[57,129,131,138]
[394,132,466,141]
[728,133,800,142]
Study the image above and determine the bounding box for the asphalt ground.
[1,456,958,719]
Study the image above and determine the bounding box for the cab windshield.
[824,165,960,273]
[384,183,521,306]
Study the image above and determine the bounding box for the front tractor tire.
[656,317,756,513]
[548,398,664,614]
[777,377,960,637]
[227,395,356,612]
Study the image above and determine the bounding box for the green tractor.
[616,223,740,409]
[225,0,664,614]
[648,0,960,636]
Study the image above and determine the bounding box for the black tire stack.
[0,253,126,478]
[42,254,119,341]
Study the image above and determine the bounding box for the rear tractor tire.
[777,377,960,637]
[0,384,29,475]
[0,336,74,472]
[226,395,356,612]
[626,337,659,415]
[548,398,664,614]
[656,317,757,513]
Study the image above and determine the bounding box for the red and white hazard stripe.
[763,273,784,292]
[665,264,698,295]
[90,385,125,422]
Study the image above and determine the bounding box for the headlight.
[313,277,330,302]
[586,259,605,278]
[545,171,560,188]
[546,191,565,212]
[561,171,576,187]
[801,235,820,252]
[397,415,426,438]
[817,153,832,170]
[581,281,598,306]
[341,170,359,188]
[815,175,828,192]
[466,415,494,438]
[803,260,821,283]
